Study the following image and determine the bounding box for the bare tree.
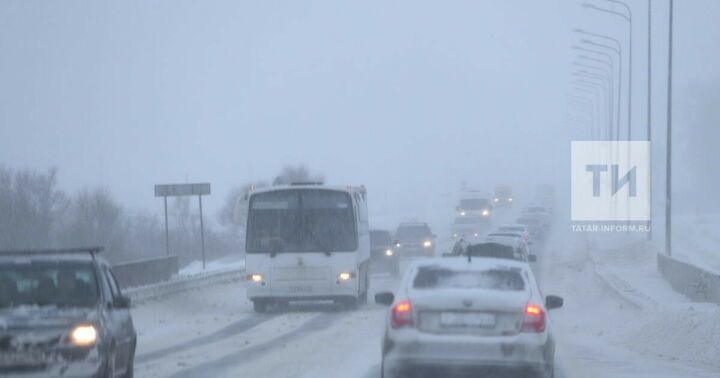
[0,167,67,249]
[59,188,125,262]
[272,165,323,186]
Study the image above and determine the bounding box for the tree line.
[0,165,321,266]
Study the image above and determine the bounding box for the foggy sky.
[1,0,718,222]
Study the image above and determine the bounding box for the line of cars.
[370,222,437,277]
[374,191,562,378]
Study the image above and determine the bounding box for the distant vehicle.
[375,258,563,378]
[370,229,400,276]
[0,247,136,377]
[451,215,491,238]
[245,184,371,311]
[456,197,493,219]
[517,216,547,242]
[534,185,556,210]
[522,204,552,229]
[493,185,514,208]
[394,222,436,258]
[448,236,535,263]
[494,224,531,243]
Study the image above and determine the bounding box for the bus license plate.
[289,285,313,294]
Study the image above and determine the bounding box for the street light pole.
[574,62,614,133]
[575,31,623,140]
[584,1,633,140]
[573,69,613,136]
[647,0,653,241]
[665,0,674,257]
[573,82,610,140]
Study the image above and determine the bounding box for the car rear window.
[465,243,515,259]
[413,267,524,291]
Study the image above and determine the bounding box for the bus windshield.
[246,189,357,253]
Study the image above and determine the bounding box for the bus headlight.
[337,272,356,281]
[422,240,432,248]
[385,249,394,257]
[247,274,263,283]
[482,209,490,216]
[69,324,98,347]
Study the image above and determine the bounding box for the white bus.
[244,184,370,312]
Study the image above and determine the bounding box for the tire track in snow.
[136,313,276,364]
[170,312,342,378]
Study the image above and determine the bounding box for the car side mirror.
[545,295,563,310]
[374,292,394,306]
[528,254,537,262]
[114,295,131,309]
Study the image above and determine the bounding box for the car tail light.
[391,300,414,328]
[522,304,546,332]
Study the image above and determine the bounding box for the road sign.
[155,182,211,269]
[155,183,211,197]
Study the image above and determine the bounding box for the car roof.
[408,257,529,272]
[0,247,105,265]
[497,223,528,229]
[398,222,429,227]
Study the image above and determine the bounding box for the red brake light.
[391,300,414,328]
[522,304,546,332]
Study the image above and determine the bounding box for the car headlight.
[508,198,513,202]
[460,211,466,216]
[69,324,98,347]
[453,233,459,238]
[395,243,401,248]
[482,209,490,216]
[247,274,263,282]
[494,198,499,202]
[337,272,356,281]
[385,249,394,256]
[422,240,432,248]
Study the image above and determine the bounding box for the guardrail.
[657,253,720,304]
[124,268,246,305]
[112,255,179,289]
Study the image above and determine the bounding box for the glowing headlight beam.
[69,324,97,347]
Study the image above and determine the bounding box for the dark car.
[493,185,514,208]
[0,247,136,377]
[370,230,399,276]
[394,222,436,258]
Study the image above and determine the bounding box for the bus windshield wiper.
[303,225,332,256]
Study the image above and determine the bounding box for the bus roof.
[249,184,366,196]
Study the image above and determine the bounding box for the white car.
[375,258,563,378]
[494,224,531,243]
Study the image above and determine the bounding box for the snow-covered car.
[451,215,491,238]
[0,248,136,377]
[522,204,552,229]
[370,229,400,276]
[394,223,436,258]
[448,236,535,263]
[494,224,531,243]
[375,258,563,378]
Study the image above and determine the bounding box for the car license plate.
[289,285,313,294]
[0,351,45,366]
[440,312,496,328]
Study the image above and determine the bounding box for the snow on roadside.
[178,254,245,277]
[673,213,720,274]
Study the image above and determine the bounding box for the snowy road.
[130,215,720,378]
